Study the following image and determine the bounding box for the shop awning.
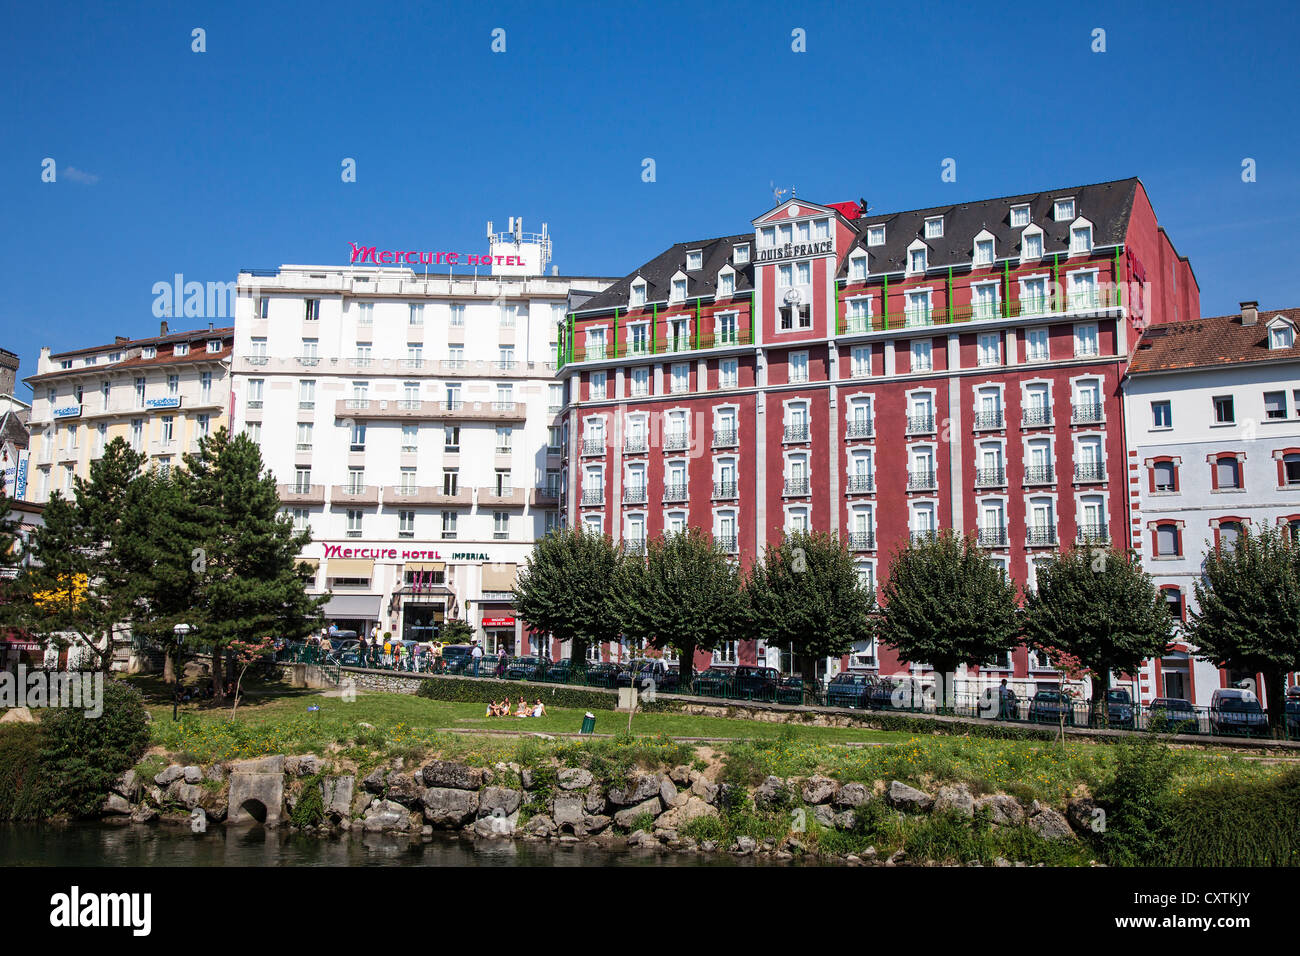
[326,558,374,579]
[322,594,383,618]
[405,561,446,572]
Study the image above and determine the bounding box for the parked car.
[826,672,874,709]
[1028,689,1076,726]
[867,676,901,710]
[504,656,544,681]
[1092,688,1135,729]
[776,675,808,705]
[692,668,734,697]
[540,659,582,684]
[616,659,680,693]
[439,645,477,674]
[1209,687,1269,737]
[1147,697,1200,734]
[731,665,780,701]
[583,662,623,688]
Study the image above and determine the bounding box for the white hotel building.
[231,222,615,649]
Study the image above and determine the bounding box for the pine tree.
[1022,545,1172,724]
[178,428,324,696]
[875,530,1019,709]
[617,528,749,686]
[514,526,624,664]
[746,530,875,686]
[1191,527,1300,729]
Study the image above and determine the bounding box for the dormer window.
[733,243,750,265]
[670,276,687,302]
[848,252,868,282]
[1269,319,1295,349]
[924,216,944,239]
[907,243,927,275]
[1054,198,1075,221]
[174,342,189,356]
[686,250,703,271]
[867,225,886,246]
[1020,226,1044,261]
[973,236,995,267]
[1070,221,1094,255]
[718,269,735,298]
[1010,204,1031,228]
[143,346,157,359]
[630,280,647,308]
[207,339,222,353]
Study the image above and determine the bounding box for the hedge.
[415,674,629,712]
[0,723,46,822]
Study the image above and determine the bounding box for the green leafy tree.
[617,528,749,687]
[1022,546,1172,724]
[178,428,325,697]
[440,618,474,644]
[875,530,1019,709]
[1191,527,1300,730]
[747,530,875,685]
[513,526,624,664]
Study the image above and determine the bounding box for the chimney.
[1241,301,1259,326]
[159,320,169,335]
[115,335,129,344]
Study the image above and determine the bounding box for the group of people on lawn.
[487,696,546,719]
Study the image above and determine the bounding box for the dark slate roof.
[836,178,1139,278]
[1127,307,1300,374]
[576,178,1140,315]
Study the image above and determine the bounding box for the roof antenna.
[859,197,871,216]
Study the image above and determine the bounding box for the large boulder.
[659,777,679,808]
[613,796,663,829]
[166,781,205,810]
[524,814,557,837]
[582,814,611,835]
[362,768,388,793]
[583,788,607,814]
[474,813,517,838]
[182,766,204,785]
[421,787,479,827]
[668,765,693,786]
[154,765,185,786]
[553,795,586,831]
[833,783,871,809]
[478,787,522,819]
[654,796,718,831]
[232,755,285,776]
[322,776,356,820]
[103,793,132,816]
[384,772,424,806]
[285,755,322,777]
[813,804,836,827]
[557,768,594,791]
[227,772,285,826]
[1066,797,1100,834]
[113,769,139,798]
[363,799,415,833]
[1029,807,1076,842]
[420,761,483,791]
[934,784,975,818]
[691,776,719,804]
[975,794,1025,826]
[887,780,934,812]
[801,776,838,805]
[608,773,661,806]
[753,776,789,809]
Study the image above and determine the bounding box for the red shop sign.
[482,616,515,628]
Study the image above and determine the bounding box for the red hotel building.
[558,178,1198,683]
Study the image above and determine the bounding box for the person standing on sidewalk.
[471,641,483,677]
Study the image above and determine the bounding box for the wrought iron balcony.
[846,420,874,439]
[906,415,936,435]
[1074,462,1106,483]
[1024,465,1055,485]
[846,474,874,493]
[623,538,646,556]
[582,438,605,456]
[848,531,875,551]
[978,526,1009,548]
[712,428,738,448]
[910,530,938,544]
[622,486,647,505]
[714,534,739,554]
[783,478,810,496]
[580,488,604,506]
[1026,526,1058,547]
[624,436,648,454]
[664,432,689,451]
[662,482,689,502]
[975,467,1006,488]
[712,480,738,499]
[1071,403,1104,425]
[1076,523,1109,544]
[973,411,1004,430]
[1022,407,1052,428]
[783,424,810,442]
[907,470,937,491]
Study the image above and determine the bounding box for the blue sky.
[3,0,1299,395]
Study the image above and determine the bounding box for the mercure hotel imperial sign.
[349,243,527,268]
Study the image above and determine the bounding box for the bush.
[415,674,622,712]
[1160,767,1300,866]
[290,774,327,827]
[39,679,151,818]
[1094,739,1179,866]
[0,724,46,821]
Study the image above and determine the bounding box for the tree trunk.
[1263,667,1286,733]
[678,640,696,693]
[571,636,588,667]
[163,648,176,685]
[1093,668,1113,728]
[212,647,224,699]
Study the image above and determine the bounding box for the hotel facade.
[558,178,1200,687]
[1123,303,1300,708]
[23,324,234,502]
[230,222,615,650]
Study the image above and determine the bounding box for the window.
[590,371,607,401]
[972,283,998,320]
[671,277,687,302]
[925,216,943,239]
[1070,224,1093,255]
[1074,322,1099,357]
[974,238,995,266]
[1152,460,1176,492]
[908,247,927,274]
[495,426,513,454]
[345,467,364,494]
[1054,198,1075,220]
[720,359,738,389]
[686,251,703,271]
[1068,271,1098,310]
[257,297,269,319]
[399,511,415,538]
[296,422,313,451]
[357,302,374,325]
[630,281,646,308]
[142,346,157,359]
[174,342,189,356]
[402,424,418,454]
[849,254,868,282]
[777,264,792,288]
[718,272,735,297]
[1026,326,1049,362]
[1282,453,1300,486]
[1151,400,1172,429]
[547,426,562,453]
[167,374,179,397]
[304,299,320,321]
[441,511,458,540]
[494,512,510,540]
[442,469,459,495]
[200,371,212,402]
[1213,395,1235,424]
[355,342,373,365]
[867,225,885,246]
[1218,520,1244,549]
[978,332,1001,367]
[292,509,311,534]
[445,425,460,452]
[851,345,871,377]
[1270,324,1295,349]
[1010,204,1031,228]
[733,243,750,265]
[350,423,366,452]
[631,366,650,397]
[905,290,931,326]
[450,303,466,326]
[717,312,738,344]
[1215,455,1241,489]
[249,337,267,361]
[1021,231,1043,261]
[161,416,174,443]
[790,351,809,384]
[1155,523,1181,557]
[910,340,932,372]
[670,363,689,394]
[1163,588,1184,620]
[1264,391,1287,420]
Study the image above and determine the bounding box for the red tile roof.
[1127,307,1298,374]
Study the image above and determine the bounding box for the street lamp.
[172,623,191,721]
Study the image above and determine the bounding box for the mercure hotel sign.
[349,243,526,268]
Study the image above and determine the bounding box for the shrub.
[1160,767,1300,866]
[290,774,327,827]
[39,679,151,818]
[1094,739,1178,866]
[0,724,46,821]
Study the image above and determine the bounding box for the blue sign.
[53,405,82,418]
[145,397,181,409]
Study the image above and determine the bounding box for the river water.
[0,823,804,867]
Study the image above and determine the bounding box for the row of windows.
[1150,389,1300,429]
[1148,451,1300,493]
[53,339,224,370]
[246,378,561,410]
[44,372,216,411]
[247,337,560,368]
[1150,516,1300,558]
[257,298,565,328]
[290,508,561,540]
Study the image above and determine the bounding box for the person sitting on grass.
[492,699,508,717]
[532,699,545,718]
[515,696,529,717]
